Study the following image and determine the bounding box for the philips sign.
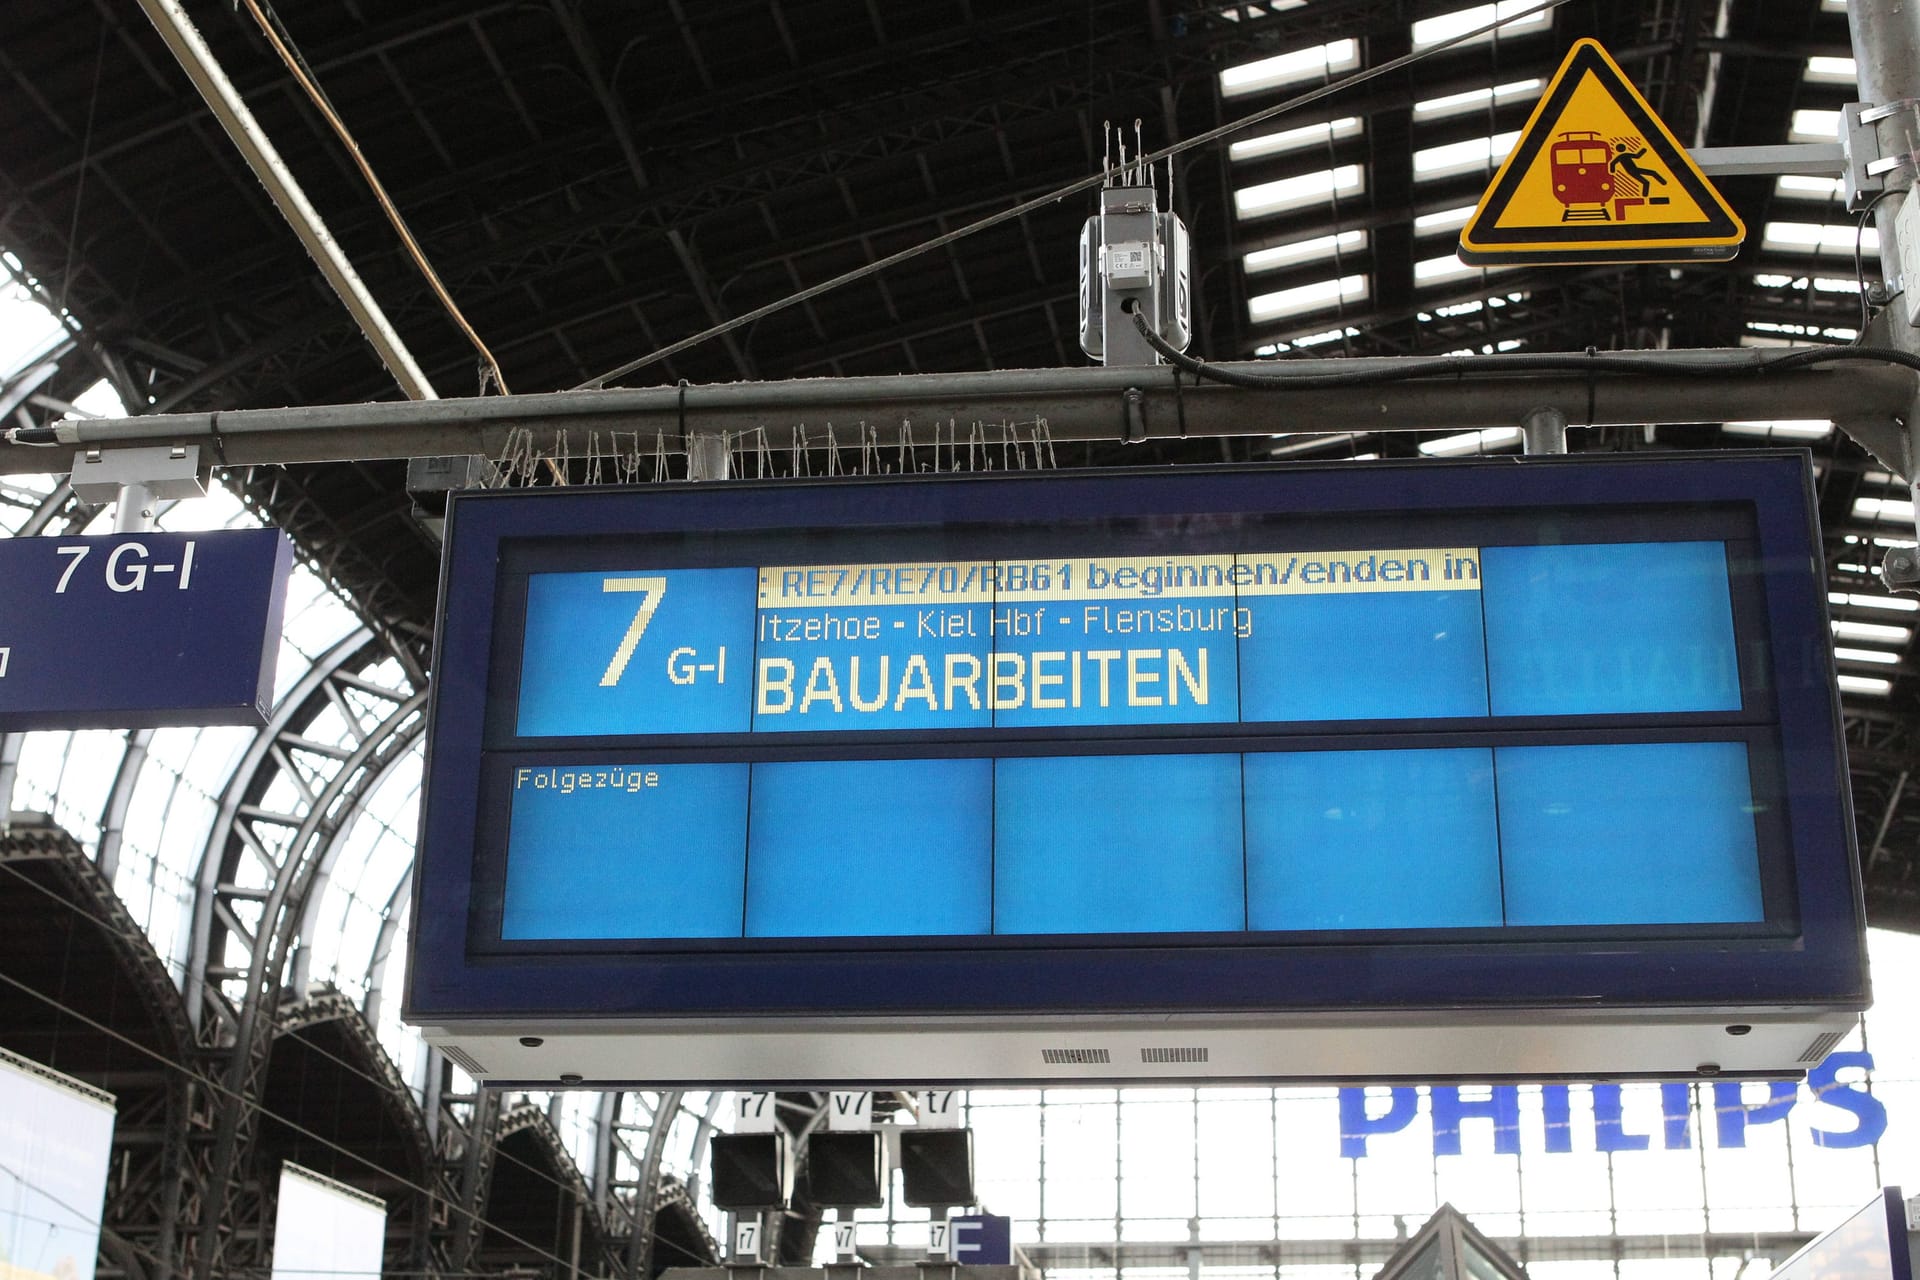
[1339,1052,1886,1157]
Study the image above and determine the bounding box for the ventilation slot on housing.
[1798,1029,1846,1064]
[1042,1047,1111,1065]
[441,1045,489,1077]
[1140,1046,1210,1064]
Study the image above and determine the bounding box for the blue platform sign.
[0,529,293,730]
[404,455,1868,1085]
[948,1215,1012,1266]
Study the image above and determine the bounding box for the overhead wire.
[0,860,717,1269]
[0,948,599,1279]
[236,0,511,396]
[571,0,1580,390]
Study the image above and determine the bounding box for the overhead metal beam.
[131,0,440,401]
[2,349,1910,474]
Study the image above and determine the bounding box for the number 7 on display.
[598,576,667,687]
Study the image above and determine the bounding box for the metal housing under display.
[403,454,1868,1086]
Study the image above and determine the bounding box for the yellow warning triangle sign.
[1459,39,1744,265]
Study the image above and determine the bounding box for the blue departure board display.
[405,454,1867,1082]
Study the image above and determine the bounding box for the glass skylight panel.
[1831,591,1920,613]
[68,378,126,419]
[1805,56,1858,85]
[1720,420,1833,440]
[1413,79,1542,119]
[1289,325,1361,347]
[1216,0,1309,20]
[1775,174,1846,201]
[1221,38,1359,97]
[1247,273,1368,322]
[0,280,67,382]
[1762,221,1877,255]
[1835,646,1900,665]
[1832,619,1911,645]
[1231,117,1363,162]
[1855,495,1916,522]
[1790,109,1842,143]
[1243,229,1366,275]
[1235,164,1364,218]
[1415,253,1479,285]
[1416,205,1476,233]
[1412,2,1551,50]
[1419,426,1522,455]
[1414,130,1521,180]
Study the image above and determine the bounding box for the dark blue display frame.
[403,453,1867,1024]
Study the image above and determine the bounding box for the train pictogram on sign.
[1459,39,1743,265]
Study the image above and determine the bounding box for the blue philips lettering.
[1540,1085,1574,1154]
[1592,1084,1651,1152]
[1660,1081,1694,1149]
[1430,1086,1521,1156]
[1339,1087,1417,1158]
[1807,1051,1887,1148]
[1713,1080,1798,1147]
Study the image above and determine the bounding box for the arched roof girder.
[480,1102,616,1277]
[0,822,205,1280]
[247,990,437,1275]
[181,623,424,1280]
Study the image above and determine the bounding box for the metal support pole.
[1521,407,1569,455]
[112,482,158,533]
[1849,0,1920,588]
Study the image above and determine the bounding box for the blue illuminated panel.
[1243,748,1502,930]
[501,762,750,939]
[993,754,1246,934]
[1496,741,1764,925]
[519,568,756,736]
[745,758,993,936]
[1482,542,1740,715]
[1235,548,1489,725]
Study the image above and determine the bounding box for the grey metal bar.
[0,351,1908,476]
[1689,143,1846,177]
[132,0,439,402]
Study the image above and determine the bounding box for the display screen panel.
[407,455,1865,1026]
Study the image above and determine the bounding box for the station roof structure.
[0,0,1915,940]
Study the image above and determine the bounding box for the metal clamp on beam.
[1521,407,1569,455]
[406,454,501,539]
[69,445,208,533]
[1842,98,1920,218]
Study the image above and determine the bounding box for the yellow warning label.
[1459,39,1744,265]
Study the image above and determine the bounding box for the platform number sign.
[927,1220,950,1259]
[732,1218,762,1261]
[832,1223,859,1260]
[734,1090,776,1133]
[920,1090,962,1129]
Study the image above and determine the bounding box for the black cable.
[1127,305,1920,390]
[1855,189,1898,331]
